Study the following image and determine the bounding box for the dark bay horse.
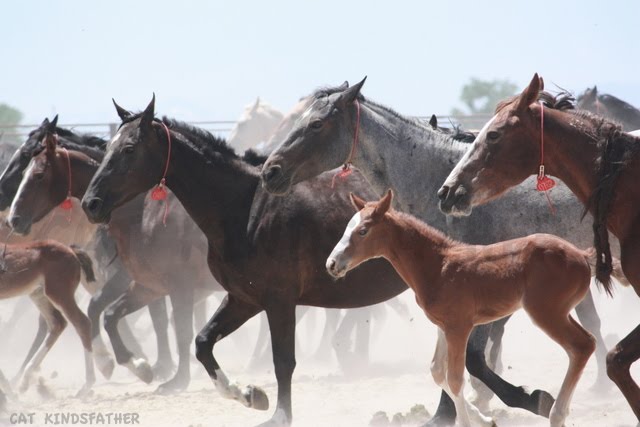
[81,97,409,427]
[7,136,224,394]
[577,86,640,131]
[329,190,606,427]
[260,80,611,424]
[0,240,97,396]
[438,73,640,420]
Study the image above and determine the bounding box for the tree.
[0,103,24,145]
[451,78,518,116]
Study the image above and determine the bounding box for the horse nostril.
[329,259,336,272]
[264,165,282,182]
[437,186,449,201]
[86,198,103,215]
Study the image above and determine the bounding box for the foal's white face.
[326,211,362,278]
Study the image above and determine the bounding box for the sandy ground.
[0,283,639,427]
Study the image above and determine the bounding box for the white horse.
[227,98,284,153]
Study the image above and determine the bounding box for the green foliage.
[0,103,24,145]
[452,78,518,115]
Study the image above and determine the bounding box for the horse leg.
[607,323,640,420]
[333,309,357,371]
[444,326,495,427]
[195,294,266,409]
[258,302,296,426]
[422,328,457,427]
[464,321,555,417]
[247,313,272,371]
[487,316,506,375]
[355,307,375,366]
[311,309,340,363]
[148,297,175,381]
[574,287,610,390]
[20,289,66,393]
[156,289,194,394]
[469,317,507,410]
[45,276,96,397]
[12,314,47,385]
[527,309,595,427]
[87,268,135,379]
[103,282,160,383]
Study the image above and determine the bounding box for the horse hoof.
[152,361,176,382]
[419,414,455,427]
[75,385,94,398]
[96,357,115,380]
[155,377,188,395]
[125,358,153,384]
[531,389,555,417]
[245,385,269,411]
[254,408,290,426]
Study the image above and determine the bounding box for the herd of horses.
[0,76,639,426]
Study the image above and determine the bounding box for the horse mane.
[242,149,268,166]
[25,123,107,162]
[391,209,457,247]
[161,117,238,159]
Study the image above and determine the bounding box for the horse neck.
[354,102,468,225]
[66,152,101,200]
[164,132,259,257]
[381,212,449,293]
[542,109,602,206]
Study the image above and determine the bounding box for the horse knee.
[273,353,296,377]
[448,374,464,397]
[607,346,631,381]
[194,333,213,363]
[430,362,446,386]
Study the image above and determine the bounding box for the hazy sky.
[2,0,639,129]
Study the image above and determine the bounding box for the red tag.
[536,176,556,192]
[60,198,73,210]
[151,186,167,201]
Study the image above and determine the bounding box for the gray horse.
[261,79,614,426]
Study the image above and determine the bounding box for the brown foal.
[327,190,607,427]
[0,240,96,396]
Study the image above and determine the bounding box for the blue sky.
[2,0,639,127]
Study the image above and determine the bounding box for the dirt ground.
[0,283,638,427]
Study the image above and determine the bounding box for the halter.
[331,99,360,188]
[536,101,556,214]
[59,147,73,211]
[150,122,172,225]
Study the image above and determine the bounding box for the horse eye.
[310,120,323,130]
[124,145,135,154]
[358,228,368,236]
[21,151,31,159]
[34,173,44,181]
[487,131,500,140]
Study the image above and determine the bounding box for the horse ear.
[373,189,393,218]
[338,81,349,91]
[429,114,438,129]
[40,117,50,127]
[516,73,542,113]
[336,76,367,109]
[113,98,132,121]
[50,114,59,129]
[539,77,544,91]
[140,93,156,128]
[349,192,367,211]
[251,97,260,112]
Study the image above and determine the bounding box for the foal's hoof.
[244,385,269,411]
[155,376,188,395]
[124,358,153,384]
[420,413,455,427]
[531,389,555,417]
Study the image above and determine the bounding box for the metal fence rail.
[0,114,493,143]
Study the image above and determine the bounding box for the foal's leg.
[195,294,266,409]
[527,311,595,427]
[45,275,97,396]
[444,327,495,427]
[156,289,194,394]
[21,289,67,393]
[574,287,610,390]
[103,283,161,383]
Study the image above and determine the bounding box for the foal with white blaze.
[327,190,598,427]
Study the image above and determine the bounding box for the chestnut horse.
[0,240,96,396]
[327,189,613,427]
[439,73,640,419]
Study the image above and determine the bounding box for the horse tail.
[70,245,96,283]
[584,247,628,295]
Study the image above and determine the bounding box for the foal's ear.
[373,189,393,218]
[516,73,542,113]
[113,98,133,121]
[349,192,367,211]
[140,93,156,128]
[336,76,367,109]
[429,114,438,129]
